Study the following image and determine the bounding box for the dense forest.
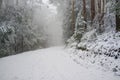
[0,0,120,80]
[1,0,120,57]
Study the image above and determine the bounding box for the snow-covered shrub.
[67,31,120,75]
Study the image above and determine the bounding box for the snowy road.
[0,47,119,80]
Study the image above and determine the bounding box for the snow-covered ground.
[0,47,119,80]
[67,31,120,74]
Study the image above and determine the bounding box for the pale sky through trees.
[42,0,57,14]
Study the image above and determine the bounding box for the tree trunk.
[101,0,105,24]
[83,0,87,30]
[98,0,102,33]
[0,0,2,8]
[116,0,120,32]
[98,0,101,14]
[91,0,95,25]
[71,0,75,33]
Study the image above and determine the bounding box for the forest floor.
[0,46,119,80]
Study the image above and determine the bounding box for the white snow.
[0,47,119,80]
[67,31,120,75]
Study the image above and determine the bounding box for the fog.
[22,0,64,47]
[33,0,64,46]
